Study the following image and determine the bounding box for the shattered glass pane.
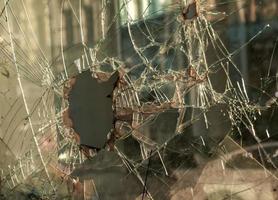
[0,0,278,199]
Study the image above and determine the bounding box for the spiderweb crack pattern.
[0,0,277,199]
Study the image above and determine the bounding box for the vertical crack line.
[267,36,278,77]
[157,150,168,176]
[4,0,55,192]
[101,0,106,40]
[142,150,153,200]
[60,0,68,79]
[79,0,85,44]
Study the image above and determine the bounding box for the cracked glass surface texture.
[0,0,278,199]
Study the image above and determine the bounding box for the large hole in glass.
[68,70,119,149]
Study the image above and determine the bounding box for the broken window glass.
[0,0,278,199]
